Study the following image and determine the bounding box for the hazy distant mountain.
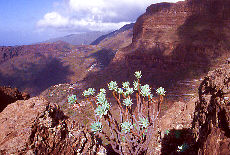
[45,31,107,45]
[0,41,107,96]
[0,23,134,96]
[91,23,134,45]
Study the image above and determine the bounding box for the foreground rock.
[147,64,230,154]
[0,86,30,112]
[192,64,230,155]
[0,97,106,154]
[147,99,197,154]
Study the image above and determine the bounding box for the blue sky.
[0,0,61,45]
[0,0,182,46]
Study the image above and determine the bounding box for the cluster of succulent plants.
[67,94,77,104]
[79,71,166,154]
[82,88,95,97]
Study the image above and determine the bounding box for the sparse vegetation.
[67,94,77,104]
[79,71,166,154]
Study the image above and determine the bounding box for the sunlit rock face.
[0,97,106,154]
[102,0,230,92]
[132,1,189,56]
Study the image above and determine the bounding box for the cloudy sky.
[0,0,183,46]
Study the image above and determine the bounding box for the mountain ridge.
[44,31,107,45]
[91,23,134,45]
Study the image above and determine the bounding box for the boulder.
[0,97,106,154]
[0,86,30,112]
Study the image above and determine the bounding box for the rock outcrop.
[85,0,230,93]
[106,0,230,84]
[192,64,230,154]
[132,2,188,53]
[146,100,197,155]
[127,0,230,66]
[147,64,230,154]
[0,86,30,112]
[0,97,106,154]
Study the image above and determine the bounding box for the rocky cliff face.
[84,0,230,96]
[131,2,188,54]
[192,64,230,155]
[127,0,230,63]
[0,86,29,112]
[111,0,230,84]
[0,97,105,154]
[1,64,230,154]
[145,64,230,154]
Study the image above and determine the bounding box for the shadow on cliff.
[174,0,230,67]
[82,0,230,93]
[86,48,116,68]
[161,128,198,155]
[0,55,73,96]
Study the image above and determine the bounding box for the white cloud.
[37,12,69,28]
[69,0,106,12]
[37,0,183,32]
[69,19,129,31]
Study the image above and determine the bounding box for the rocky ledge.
[0,86,30,112]
[0,97,105,154]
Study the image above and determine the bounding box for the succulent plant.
[149,94,153,99]
[156,87,166,96]
[134,71,142,79]
[140,84,151,97]
[79,70,166,155]
[133,80,139,90]
[177,143,189,152]
[96,91,107,104]
[122,81,130,89]
[117,88,124,94]
[108,81,118,91]
[123,88,134,97]
[165,129,170,135]
[122,97,133,107]
[121,121,133,133]
[82,90,90,97]
[138,116,149,129]
[100,88,106,94]
[88,88,96,94]
[91,121,102,133]
[95,101,110,118]
[83,88,95,97]
[68,94,77,104]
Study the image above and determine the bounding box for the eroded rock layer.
[0,86,29,112]
[192,64,230,154]
[0,97,105,155]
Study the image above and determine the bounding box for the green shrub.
[81,71,166,154]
